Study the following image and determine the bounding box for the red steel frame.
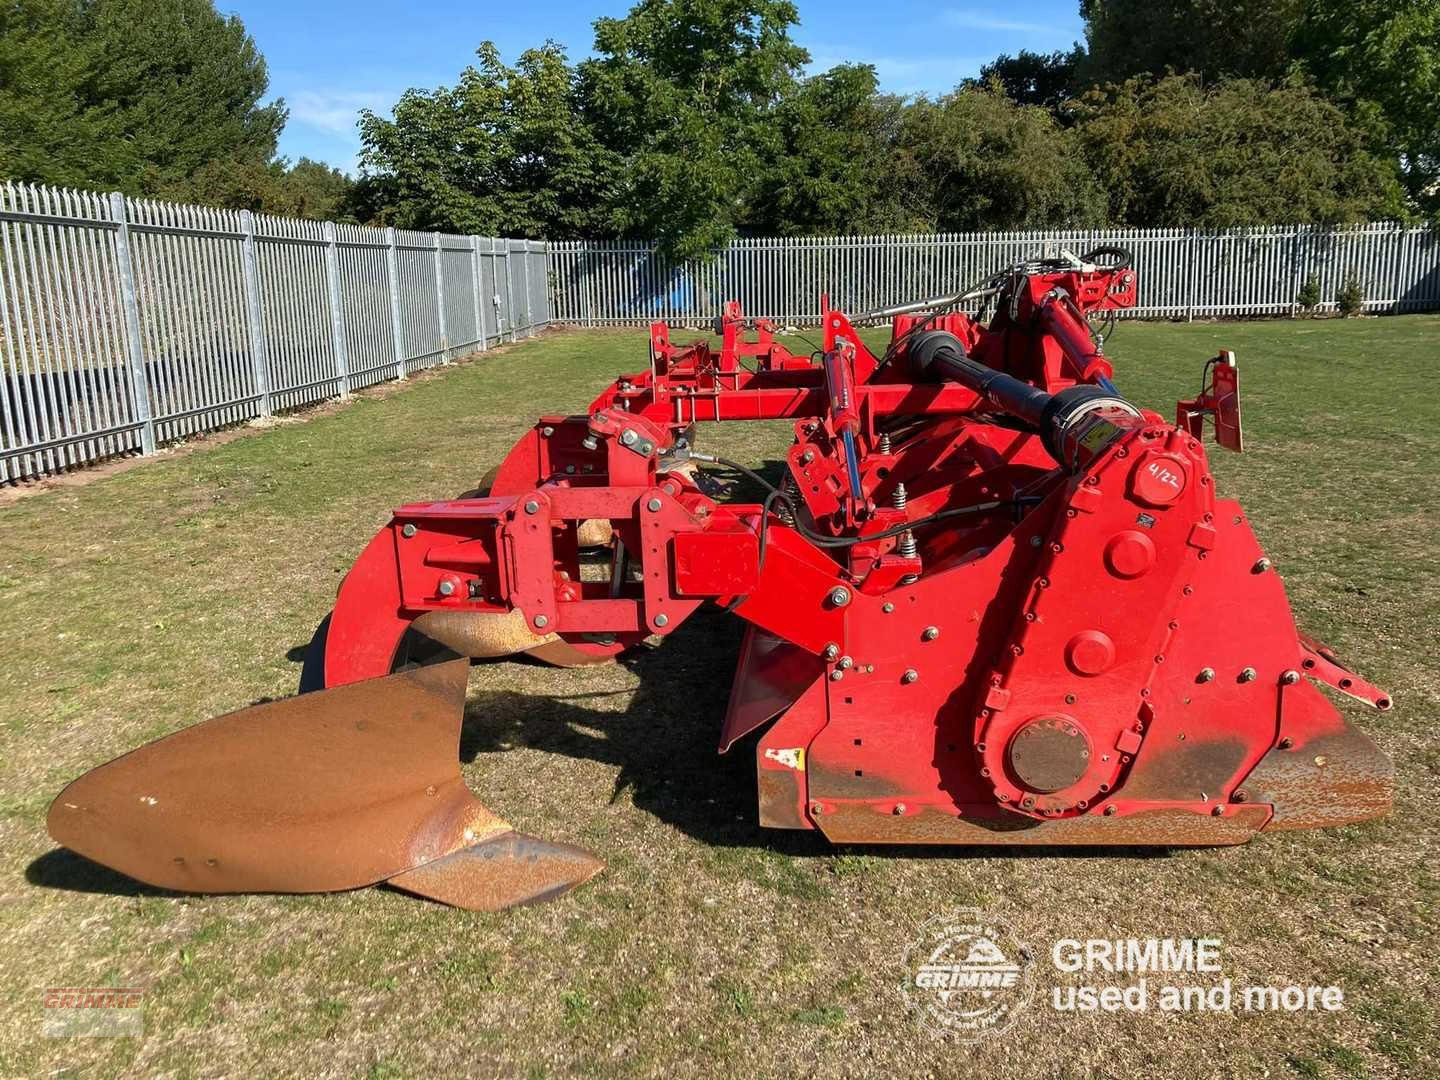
[318,262,1392,846]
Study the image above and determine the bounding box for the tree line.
[2,0,1435,258]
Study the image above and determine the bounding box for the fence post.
[108,192,155,454]
[504,239,517,342]
[322,221,351,396]
[385,227,406,380]
[1185,231,1197,322]
[470,235,487,351]
[520,241,534,338]
[433,231,450,363]
[237,210,273,416]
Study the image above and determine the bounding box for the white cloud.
[287,90,395,140]
[941,8,1082,36]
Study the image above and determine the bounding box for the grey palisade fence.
[0,181,549,481]
[550,224,1440,326]
[6,177,1440,484]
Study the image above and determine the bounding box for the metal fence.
[550,224,1440,326]
[0,181,550,482]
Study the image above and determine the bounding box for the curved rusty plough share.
[49,249,1392,910]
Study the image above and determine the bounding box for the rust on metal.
[47,660,603,907]
[1007,717,1092,793]
[813,803,1271,846]
[1242,723,1393,830]
[387,831,604,910]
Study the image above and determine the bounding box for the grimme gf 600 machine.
[48,250,1393,911]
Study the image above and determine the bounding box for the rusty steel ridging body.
[48,251,1394,911]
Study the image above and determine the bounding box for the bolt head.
[922,626,939,641]
[882,602,895,613]
[829,670,844,682]
[838,656,853,670]
[902,668,918,684]
[621,429,638,445]
[1103,805,1117,816]
[647,497,663,512]
[1281,669,1300,685]
[1253,557,1272,573]
[523,499,540,515]
[1030,535,1043,547]
[401,523,417,538]
[581,435,599,451]
[438,579,455,597]
[1197,667,1216,683]
[1239,667,1258,683]
[533,614,549,629]
[638,441,654,455]
[1211,805,1225,816]
[893,803,907,816]
[829,586,851,607]
[541,425,555,437]
[822,643,839,661]
[654,613,669,627]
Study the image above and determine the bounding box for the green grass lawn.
[1,316,1437,1077]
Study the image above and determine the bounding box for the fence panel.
[551,223,1440,326]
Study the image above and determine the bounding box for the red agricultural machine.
[48,249,1393,911]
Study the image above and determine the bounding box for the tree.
[895,87,1107,232]
[1070,74,1408,226]
[1079,0,1305,85]
[1293,0,1440,215]
[746,65,917,235]
[578,0,810,258]
[358,42,610,236]
[0,0,287,203]
[973,49,1084,112]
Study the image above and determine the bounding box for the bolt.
[838,655,854,670]
[565,464,576,474]
[829,586,851,607]
[438,579,455,597]
[1253,557,1272,573]
[1065,693,1076,704]
[533,614,549,629]
[800,449,815,464]
[1279,736,1294,749]
[1239,667,1257,682]
[582,435,599,451]
[1211,805,1225,816]
[524,499,540,515]
[647,497,663,512]
[893,803,907,816]
[621,429,638,446]
[902,668,918,684]
[891,482,908,511]
[541,425,555,437]
[1104,805,1117,816]
[654,613,669,627]
[1232,789,1249,803]
[663,483,676,495]
[638,441,654,455]
[810,801,825,816]
[829,670,844,682]
[1281,669,1300,685]
[1030,535,1043,547]
[922,626,939,641]
[1197,667,1216,682]
[401,523,417,538]
[882,602,895,614]
[823,643,839,660]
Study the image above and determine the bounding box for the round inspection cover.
[1007,717,1092,794]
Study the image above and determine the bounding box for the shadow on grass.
[26,847,182,899]
[458,605,1166,864]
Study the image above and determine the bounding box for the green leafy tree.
[1079,0,1305,84]
[746,64,917,235]
[895,87,1107,231]
[1070,74,1407,226]
[578,0,810,259]
[0,0,287,204]
[358,42,610,236]
[972,49,1084,112]
[1293,0,1440,215]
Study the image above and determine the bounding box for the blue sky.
[229,1,1085,174]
